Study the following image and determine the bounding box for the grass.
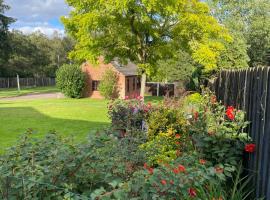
[0,86,60,98]
[0,95,163,152]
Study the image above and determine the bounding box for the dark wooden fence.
[213,67,270,200]
[0,77,55,88]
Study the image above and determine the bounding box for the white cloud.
[16,26,65,36]
[5,0,71,36]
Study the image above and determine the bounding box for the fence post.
[16,74,20,92]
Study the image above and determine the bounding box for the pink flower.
[188,188,197,197]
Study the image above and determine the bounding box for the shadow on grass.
[0,107,110,153]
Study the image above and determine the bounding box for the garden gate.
[213,67,270,199]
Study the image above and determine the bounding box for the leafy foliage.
[207,0,270,67]
[62,0,232,96]
[0,0,15,75]
[56,64,86,98]
[98,68,119,99]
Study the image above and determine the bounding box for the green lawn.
[0,96,163,152]
[0,86,60,98]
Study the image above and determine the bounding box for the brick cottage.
[82,58,141,99]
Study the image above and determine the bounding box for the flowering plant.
[189,90,252,178]
[108,97,152,133]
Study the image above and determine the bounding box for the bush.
[56,64,85,98]
[0,130,146,199]
[98,68,119,99]
[108,97,152,132]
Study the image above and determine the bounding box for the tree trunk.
[140,73,147,98]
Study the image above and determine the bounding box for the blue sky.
[5,0,71,35]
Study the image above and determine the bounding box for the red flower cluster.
[245,143,256,153]
[226,106,235,120]
[144,163,154,174]
[188,188,197,197]
[173,164,186,174]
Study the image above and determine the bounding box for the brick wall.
[82,59,126,99]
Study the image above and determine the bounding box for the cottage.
[82,58,141,99]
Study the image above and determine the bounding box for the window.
[127,78,130,92]
[133,77,136,90]
[92,80,100,91]
[137,78,141,89]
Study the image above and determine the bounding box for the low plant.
[98,68,119,99]
[56,64,85,98]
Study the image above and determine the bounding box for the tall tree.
[62,0,231,96]
[207,0,270,67]
[0,0,15,76]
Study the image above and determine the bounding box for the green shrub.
[56,64,85,98]
[98,68,119,99]
[0,130,146,199]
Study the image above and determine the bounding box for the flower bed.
[0,90,255,199]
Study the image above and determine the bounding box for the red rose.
[178,164,186,172]
[188,188,197,197]
[245,144,256,153]
[161,180,167,185]
[226,106,235,120]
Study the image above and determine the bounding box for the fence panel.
[213,67,270,199]
[0,77,55,88]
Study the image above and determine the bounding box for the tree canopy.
[62,0,231,95]
[0,0,15,73]
[207,0,270,67]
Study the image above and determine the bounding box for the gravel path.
[0,92,65,100]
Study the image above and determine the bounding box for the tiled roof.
[111,60,139,76]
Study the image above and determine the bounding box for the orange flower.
[178,164,186,172]
[175,134,181,139]
[199,159,206,165]
[175,141,180,145]
[215,167,224,174]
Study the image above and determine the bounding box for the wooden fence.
[0,77,55,88]
[213,67,270,200]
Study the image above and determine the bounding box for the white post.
[16,74,20,92]
[157,83,160,96]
